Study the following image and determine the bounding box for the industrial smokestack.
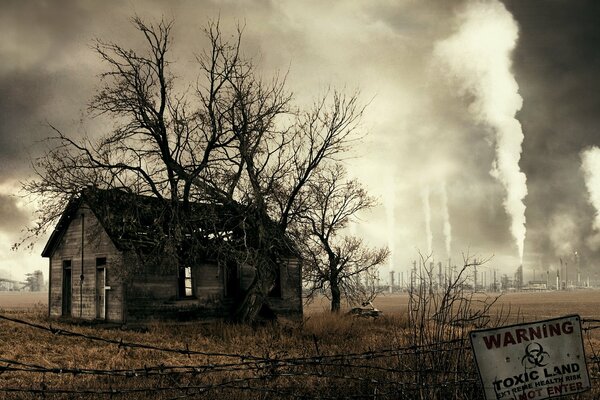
[422,185,433,255]
[438,262,443,289]
[384,174,396,280]
[440,181,452,258]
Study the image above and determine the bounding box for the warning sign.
[470,315,590,400]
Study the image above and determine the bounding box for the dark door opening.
[225,261,240,298]
[268,265,282,298]
[62,260,72,316]
[96,268,105,319]
[96,258,107,320]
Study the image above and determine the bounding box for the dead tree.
[21,18,366,323]
[298,165,389,312]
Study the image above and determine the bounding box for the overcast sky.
[1,0,600,284]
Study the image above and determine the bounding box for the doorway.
[96,257,107,320]
[61,260,72,316]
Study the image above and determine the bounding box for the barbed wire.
[0,312,470,364]
[0,376,269,397]
[0,354,487,382]
[0,313,263,360]
[2,313,599,398]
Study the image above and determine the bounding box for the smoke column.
[581,147,600,233]
[433,0,527,262]
[384,175,395,271]
[440,180,452,257]
[422,185,433,255]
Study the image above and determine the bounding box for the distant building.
[0,278,22,291]
[524,280,547,291]
[24,270,44,292]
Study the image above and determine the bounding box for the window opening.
[178,266,193,298]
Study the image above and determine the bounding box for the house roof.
[41,188,299,259]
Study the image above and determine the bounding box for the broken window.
[178,266,193,298]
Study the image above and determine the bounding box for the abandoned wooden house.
[42,188,303,323]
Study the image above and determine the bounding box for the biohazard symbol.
[521,342,549,369]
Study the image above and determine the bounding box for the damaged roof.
[41,187,298,258]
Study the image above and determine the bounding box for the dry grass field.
[0,291,47,310]
[307,289,600,321]
[1,290,600,399]
[4,289,600,320]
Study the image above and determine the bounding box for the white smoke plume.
[433,0,527,262]
[440,180,452,258]
[548,212,576,256]
[383,175,396,270]
[422,185,433,255]
[581,146,600,249]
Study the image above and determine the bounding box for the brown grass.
[1,291,600,399]
[307,289,600,321]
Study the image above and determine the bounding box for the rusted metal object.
[348,301,383,319]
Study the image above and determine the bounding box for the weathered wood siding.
[47,200,302,322]
[48,204,124,322]
[125,261,229,321]
[195,262,222,299]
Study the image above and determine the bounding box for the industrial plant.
[380,257,597,294]
[0,270,45,292]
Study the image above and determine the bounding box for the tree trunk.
[331,281,341,313]
[232,264,276,323]
[233,280,265,323]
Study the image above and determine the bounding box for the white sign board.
[470,315,590,400]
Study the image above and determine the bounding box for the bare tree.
[299,164,389,312]
[21,18,366,323]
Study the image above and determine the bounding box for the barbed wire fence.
[1,314,600,399]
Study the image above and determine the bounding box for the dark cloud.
[0,195,29,233]
[0,71,51,173]
[502,0,600,272]
[0,1,148,180]
[0,2,93,179]
[1,0,599,280]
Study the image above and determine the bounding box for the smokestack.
[473,259,478,291]
[422,186,433,255]
[493,269,497,292]
[400,271,404,290]
[440,181,452,258]
[384,175,396,282]
[438,262,443,289]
